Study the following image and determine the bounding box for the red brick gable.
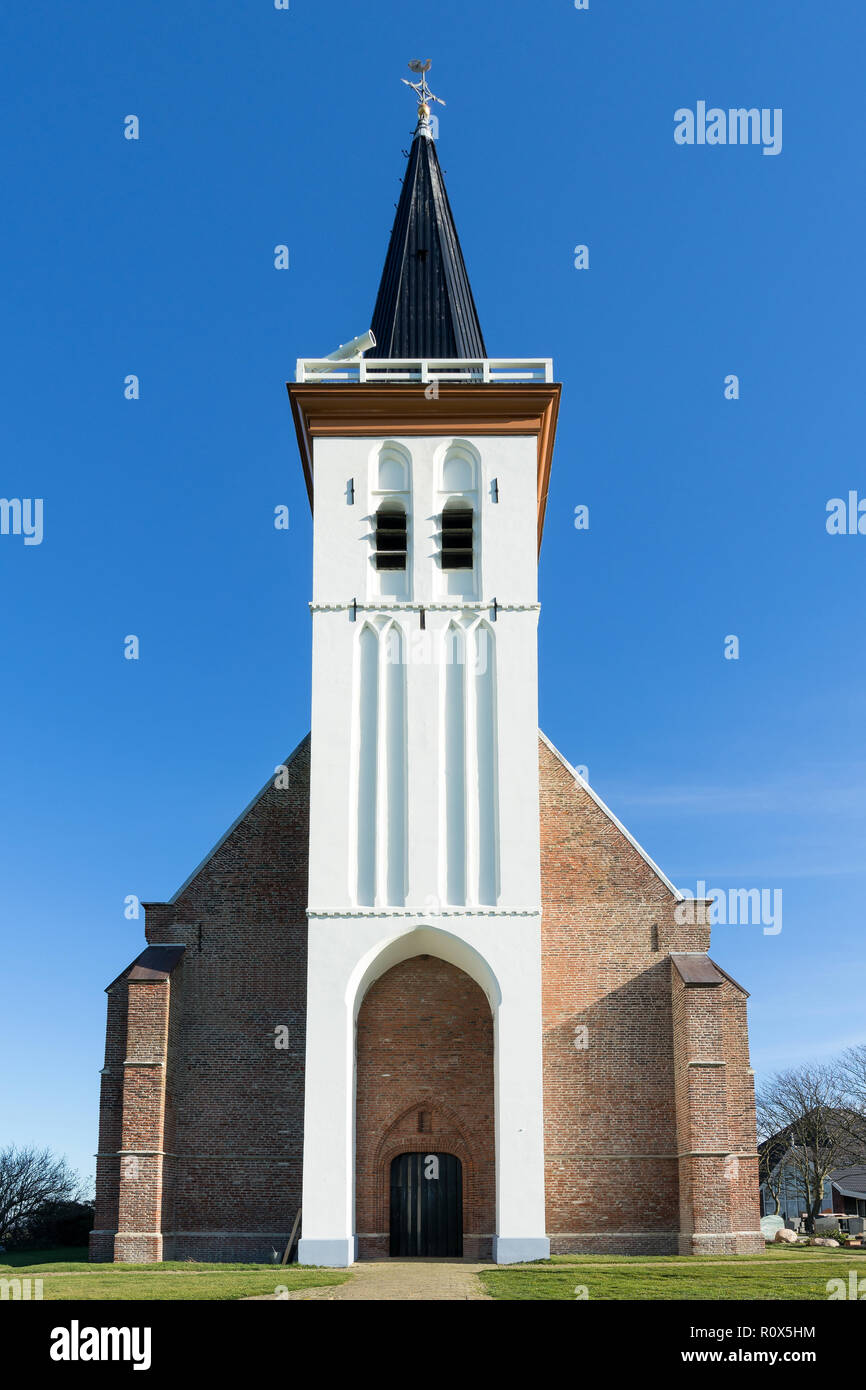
[539,731,680,908]
[142,735,310,942]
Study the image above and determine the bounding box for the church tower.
[289,69,559,1265]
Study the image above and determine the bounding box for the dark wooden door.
[389,1152,463,1257]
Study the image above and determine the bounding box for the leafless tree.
[841,1044,866,1124]
[757,1142,785,1216]
[0,1145,82,1246]
[755,1063,866,1233]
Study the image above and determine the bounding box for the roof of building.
[105,943,186,992]
[670,953,725,986]
[830,1166,866,1198]
[369,123,486,360]
[669,952,750,996]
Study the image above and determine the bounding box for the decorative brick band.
[162,1230,296,1238]
[101,1151,303,1160]
[546,1151,757,1161]
[685,1151,758,1159]
[692,1229,765,1239]
[550,1231,764,1243]
[547,1152,680,1161]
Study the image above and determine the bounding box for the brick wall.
[538,736,762,1255]
[89,985,128,1262]
[91,737,311,1263]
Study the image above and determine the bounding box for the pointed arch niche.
[440,618,500,907]
[435,440,479,600]
[353,947,496,1259]
[369,441,412,600]
[473,620,500,907]
[353,619,408,908]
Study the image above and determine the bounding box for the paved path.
[282,1259,493,1301]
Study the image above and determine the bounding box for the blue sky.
[2,0,864,1188]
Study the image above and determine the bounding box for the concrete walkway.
[283,1258,493,1301]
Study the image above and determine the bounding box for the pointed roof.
[369,126,487,359]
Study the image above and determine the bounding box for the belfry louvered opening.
[440,506,474,570]
[375,504,408,571]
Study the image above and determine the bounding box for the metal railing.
[295,357,554,385]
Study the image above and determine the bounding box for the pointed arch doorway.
[355,948,495,1259]
[389,1152,463,1257]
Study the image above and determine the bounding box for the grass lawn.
[0,1250,349,1301]
[480,1249,864,1301]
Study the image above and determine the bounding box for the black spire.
[369,112,487,360]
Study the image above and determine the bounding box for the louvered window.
[375,505,408,571]
[441,507,474,570]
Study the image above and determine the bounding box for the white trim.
[538,730,683,901]
[310,601,540,613]
[306,907,540,919]
[168,735,308,904]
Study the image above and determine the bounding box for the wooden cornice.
[287,381,561,554]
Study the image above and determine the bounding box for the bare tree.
[842,1044,866,1125]
[0,1146,82,1246]
[757,1141,785,1216]
[755,1064,866,1233]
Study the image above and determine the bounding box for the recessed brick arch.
[373,1102,476,1242]
[355,955,495,1259]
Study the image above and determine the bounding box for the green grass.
[480,1251,862,1301]
[1,1254,304,1275]
[1,1248,91,1269]
[544,1246,865,1265]
[19,1270,347,1301]
[5,1244,860,1301]
[0,1249,349,1300]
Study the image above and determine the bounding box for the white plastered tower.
[288,85,560,1265]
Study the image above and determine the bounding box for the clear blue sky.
[2,0,864,1189]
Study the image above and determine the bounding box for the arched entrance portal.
[355,953,495,1259]
[389,1153,463,1257]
